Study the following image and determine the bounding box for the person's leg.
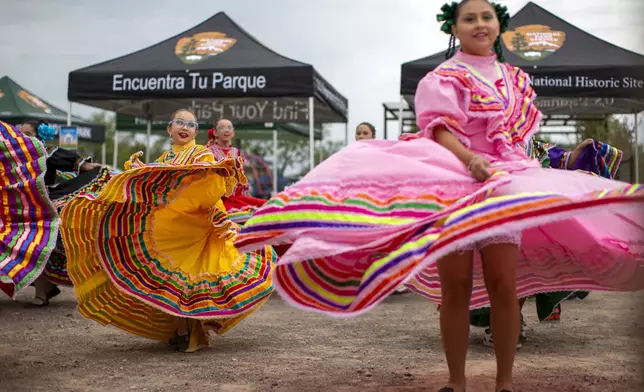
[437,250,474,392]
[480,243,520,392]
[168,317,190,348]
[29,275,58,307]
[518,297,527,341]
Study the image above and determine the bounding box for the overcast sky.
[1,0,643,142]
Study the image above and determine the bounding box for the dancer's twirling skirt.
[62,160,275,351]
[0,121,59,298]
[236,139,644,316]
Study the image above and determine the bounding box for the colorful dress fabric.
[42,168,116,286]
[236,51,644,316]
[61,140,275,352]
[470,139,624,326]
[40,150,114,286]
[0,121,59,298]
[210,145,267,224]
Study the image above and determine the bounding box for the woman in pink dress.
[207,119,267,225]
[236,1,643,391]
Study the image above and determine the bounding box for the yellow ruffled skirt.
[61,160,275,352]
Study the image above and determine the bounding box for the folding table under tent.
[398,1,644,180]
[67,11,348,176]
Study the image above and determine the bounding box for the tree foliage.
[240,126,344,179]
[575,115,641,182]
[78,112,169,169]
[78,113,344,179]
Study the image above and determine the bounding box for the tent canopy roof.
[68,12,348,123]
[401,1,644,113]
[0,76,105,143]
[73,13,309,73]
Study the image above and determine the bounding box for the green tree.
[239,127,344,181]
[83,112,169,169]
[184,38,198,54]
[575,116,640,182]
[575,116,633,155]
[511,33,529,52]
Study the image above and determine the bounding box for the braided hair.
[437,0,510,62]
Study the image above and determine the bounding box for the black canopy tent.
[401,2,644,104]
[0,76,105,144]
[68,11,348,170]
[396,1,644,180]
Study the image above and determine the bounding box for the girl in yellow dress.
[61,109,276,353]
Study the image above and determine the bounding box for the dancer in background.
[355,122,376,141]
[0,121,59,299]
[207,119,267,225]
[236,1,643,391]
[18,120,111,307]
[355,121,411,295]
[62,109,276,353]
[472,137,624,348]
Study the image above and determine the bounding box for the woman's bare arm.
[434,128,477,166]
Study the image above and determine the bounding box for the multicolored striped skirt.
[40,167,115,286]
[0,121,59,298]
[61,161,275,350]
[236,138,644,316]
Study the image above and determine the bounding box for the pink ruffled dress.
[235,51,644,316]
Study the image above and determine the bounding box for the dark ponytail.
[494,36,505,62]
[446,35,457,60]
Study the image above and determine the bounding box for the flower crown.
[37,123,57,142]
[437,1,510,35]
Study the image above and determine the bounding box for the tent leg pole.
[101,142,107,164]
[398,95,404,138]
[67,102,72,126]
[319,128,324,163]
[145,120,152,163]
[113,131,119,169]
[345,122,348,146]
[272,129,278,195]
[634,112,639,183]
[309,97,315,171]
[384,109,388,140]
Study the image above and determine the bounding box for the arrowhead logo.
[502,24,566,61]
[18,90,51,113]
[175,32,237,64]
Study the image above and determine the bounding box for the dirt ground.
[1,288,643,392]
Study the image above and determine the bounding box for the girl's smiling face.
[167,110,198,145]
[453,0,500,57]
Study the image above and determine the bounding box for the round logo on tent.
[502,24,566,61]
[175,32,237,64]
[18,90,52,113]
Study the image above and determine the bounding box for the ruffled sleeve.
[414,73,471,147]
[125,151,145,170]
[547,146,567,169]
[192,146,216,164]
